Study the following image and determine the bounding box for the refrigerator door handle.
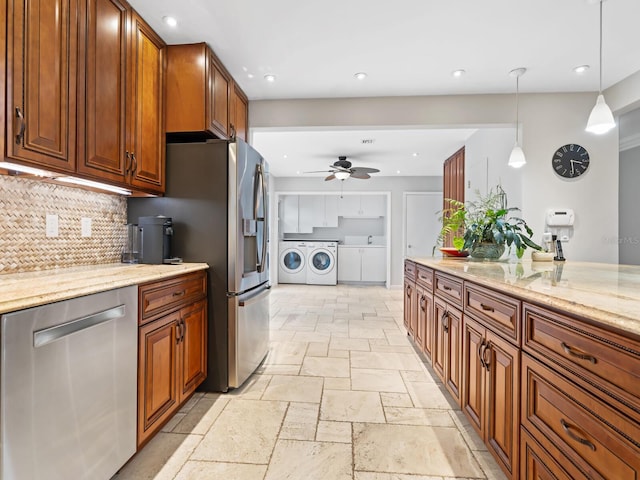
[255,162,268,274]
[238,284,271,307]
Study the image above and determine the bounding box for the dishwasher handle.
[33,305,126,347]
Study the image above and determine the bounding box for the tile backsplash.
[0,175,126,274]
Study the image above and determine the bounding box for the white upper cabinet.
[338,195,386,217]
[281,195,313,233]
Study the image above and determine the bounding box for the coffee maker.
[138,216,173,264]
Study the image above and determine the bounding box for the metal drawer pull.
[15,107,25,145]
[480,303,495,312]
[482,341,491,371]
[560,419,596,451]
[176,322,181,344]
[442,285,452,291]
[441,310,449,333]
[173,290,186,297]
[420,295,426,311]
[34,305,125,347]
[560,342,597,364]
[478,340,487,369]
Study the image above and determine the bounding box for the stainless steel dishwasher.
[1,286,138,480]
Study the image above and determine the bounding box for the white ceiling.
[128,0,640,177]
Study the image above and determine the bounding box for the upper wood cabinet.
[77,1,165,194]
[166,43,246,142]
[6,0,78,172]
[230,82,248,142]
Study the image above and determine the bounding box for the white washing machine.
[306,241,338,285]
[278,241,307,284]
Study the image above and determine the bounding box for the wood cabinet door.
[432,298,447,382]
[7,0,77,172]
[230,82,248,141]
[462,315,485,437]
[421,292,434,360]
[77,0,128,182]
[403,279,414,333]
[138,312,179,446]
[206,51,230,137]
[444,305,463,406]
[485,330,520,478]
[179,300,207,403]
[128,11,165,193]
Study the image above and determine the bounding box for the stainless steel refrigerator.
[128,139,269,392]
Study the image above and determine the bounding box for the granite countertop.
[0,263,209,315]
[408,257,640,337]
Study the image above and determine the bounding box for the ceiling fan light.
[334,171,350,180]
[586,94,616,134]
[508,143,526,168]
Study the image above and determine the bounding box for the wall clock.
[552,144,590,179]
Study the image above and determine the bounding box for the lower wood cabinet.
[137,271,207,448]
[433,296,462,405]
[404,277,416,336]
[415,284,433,360]
[462,314,519,478]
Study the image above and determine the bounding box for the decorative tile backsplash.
[0,175,127,274]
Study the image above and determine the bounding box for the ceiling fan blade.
[303,169,335,173]
[324,174,336,181]
[350,172,371,179]
[351,167,380,174]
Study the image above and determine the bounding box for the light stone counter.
[409,257,640,338]
[0,263,209,314]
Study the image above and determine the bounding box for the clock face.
[552,144,590,179]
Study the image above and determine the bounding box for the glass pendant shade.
[508,143,526,168]
[586,94,616,134]
[334,171,350,180]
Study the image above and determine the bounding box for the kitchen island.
[404,257,640,480]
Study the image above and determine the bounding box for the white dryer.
[306,241,338,285]
[278,241,307,284]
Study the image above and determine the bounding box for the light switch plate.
[81,217,92,237]
[46,214,59,237]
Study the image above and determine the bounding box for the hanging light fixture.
[334,171,350,180]
[586,0,616,134]
[508,68,527,168]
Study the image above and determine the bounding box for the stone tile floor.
[115,284,508,480]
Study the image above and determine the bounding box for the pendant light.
[586,0,616,134]
[508,68,527,168]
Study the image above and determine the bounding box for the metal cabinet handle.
[131,152,138,176]
[175,321,181,344]
[482,341,491,371]
[441,310,449,333]
[478,340,487,369]
[173,290,185,298]
[480,303,495,312]
[180,319,185,342]
[125,151,131,175]
[443,285,452,292]
[406,284,412,297]
[420,295,426,312]
[15,107,25,145]
[560,342,597,364]
[560,419,596,451]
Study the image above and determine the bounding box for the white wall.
[273,176,441,287]
[251,92,620,263]
[619,146,640,265]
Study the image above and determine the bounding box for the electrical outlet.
[81,217,92,237]
[46,214,59,237]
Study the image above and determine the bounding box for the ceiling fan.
[306,156,380,181]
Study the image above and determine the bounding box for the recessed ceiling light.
[573,65,590,74]
[264,74,276,82]
[452,69,466,78]
[354,72,368,80]
[296,170,301,175]
[396,170,401,175]
[162,16,177,27]
[247,73,254,79]
[412,152,419,157]
[283,154,288,159]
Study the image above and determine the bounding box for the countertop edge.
[0,263,209,315]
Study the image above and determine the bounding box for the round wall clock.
[552,144,590,179]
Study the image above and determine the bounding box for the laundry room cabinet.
[338,195,386,217]
[337,246,386,283]
[299,195,339,229]
[280,195,312,233]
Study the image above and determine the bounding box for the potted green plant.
[436,185,542,260]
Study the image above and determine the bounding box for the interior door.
[404,192,442,257]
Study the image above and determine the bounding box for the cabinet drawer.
[521,427,588,480]
[522,354,640,480]
[139,271,207,324]
[523,303,640,418]
[464,282,520,344]
[416,265,433,291]
[404,260,416,281]
[434,272,463,308]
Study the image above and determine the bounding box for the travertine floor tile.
[115,433,202,480]
[316,421,352,443]
[405,382,454,410]
[190,399,287,463]
[321,390,385,423]
[329,337,371,351]
[171,394,229,435]
[306,341,329,357]
[401,369,435,383]
[279,402,320,441]
[384,407,455,427]
[350,351,423,371]
[264,439,352,480]
[264,341,307,365]
[300,356,350,377]
[380,392,414,408]
[349,326,387,339]
[355,473,447,480]
[353,423,485,477]
[351,368,407,393]
[174,461,267,480]
[225,374,272,399]
[262,375,323,403]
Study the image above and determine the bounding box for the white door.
[404,192,442,257]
